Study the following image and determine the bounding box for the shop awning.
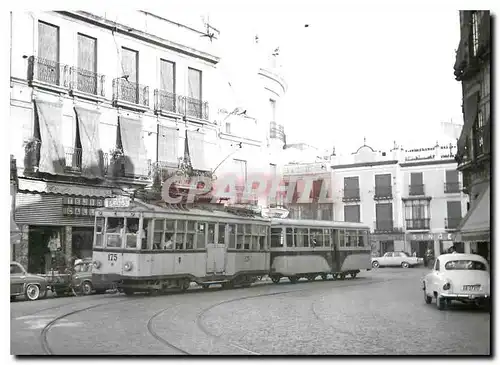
[74,106,103,178]
[455,185,490,242]
[457,92,479,155]
[35,99,65,174]
[118,117,149,177]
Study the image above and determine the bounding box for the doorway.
[28,226,63,274]
[380,240,394,255]
[72,227,94,260]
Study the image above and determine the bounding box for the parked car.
[422,253,490,311]
[371,251,424,268]
[72,259,113,295]
[10,261,49,301]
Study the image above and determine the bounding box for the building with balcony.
[282,139,469,257]
[9,11,287,272]
[453,10,490,261]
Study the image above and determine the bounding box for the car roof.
[437,253,487,263]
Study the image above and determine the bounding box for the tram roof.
[270,218,370,229]
[96,199,270,222]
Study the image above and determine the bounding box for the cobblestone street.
[11,267,490,355]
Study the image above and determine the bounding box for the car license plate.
[463,285,480,291]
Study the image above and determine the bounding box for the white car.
[371,251,424,268]
[422,253,490,311]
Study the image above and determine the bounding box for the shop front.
[14,178,114,273]
[406,232,459,262]
[371,232,405,256]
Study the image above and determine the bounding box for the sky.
[202,7,465,155]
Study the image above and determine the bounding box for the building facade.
[283,141,469,257]
[453,10,490,261]
[10,11,287,272]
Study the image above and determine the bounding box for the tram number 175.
[107,253,118,261]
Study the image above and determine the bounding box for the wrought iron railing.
[70,67,105,97]
[269,122,285,142]
[28,56,70,88]
[406,218,430,230]
[445,218,461,230]
[176,95,209,120]
[154,89,177,113]
[374,220,394,233]
[23,139,41,172]
[444,182,461,193]
[64,147,82,172]
[409,184,425,196]
[112,78,149,107]
[342,188,360,202]
[474,125,485,157]
[374,186,392,200]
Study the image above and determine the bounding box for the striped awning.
[18,178,113,198]
[455,185,490,242]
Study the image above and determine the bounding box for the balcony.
[342,188,360,202]
[112,78,149,111]
[64,147,82,173]
[69,67,105,99]
[406,218,430,230]
[154,89,177,115]
[269,122,286,143]
[27,56,70,93]
[409,184,425,196]
[374,186,392,200]
[445,218,461,230]
[177,95,209,121]
[444,182,461,194]
[374,220,395,233]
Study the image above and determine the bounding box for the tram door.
[206,223,226,274]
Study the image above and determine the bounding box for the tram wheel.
[350,272,357,279]
[288,276,298,284]
[270,276,281,284]
[306,275,316,281]
[321,274,328,281]
[332,274,338,280]
[339,274,346,280]
[222,281,234,289]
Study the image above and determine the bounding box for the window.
[269,99,276,122]
[77,33,97,94]
[294,228,308,247]
[474,110,485,155]
[175,221,186,249]
[446,201,462,229]
[157,126,179,165]
[471,11,480,56]
[10,264,24,275]
[186,221,195,249]
[228,224,236,248]
[404,199,430,229]
[106,217,124,248]
[409,172,424,195]
[344,205,360,223]
[324,229,332,246]
[153,219,176,250]
[94,217,104,247]
[218,223,226,245]
[343,177,360,199]
[445,170,460,193]
[310,229,323,247]
[270,227,283,248]
[159,59,176,112]
[375,174,392,197]
[376,203,393,231]
[121,47,139,103]
[196,223,206,249]
[444,260,487,271]
[125,218,139,248]
[286,228,294,247]
[384,252,392,257]
[38,21,60,85]
[187,67,202,118]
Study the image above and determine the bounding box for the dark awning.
[35,99,65,174]
[457,92,479,155]
[118,117,149,177]
[74,106,103,178]
[455,185,490,242]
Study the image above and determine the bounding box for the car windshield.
[444,260,487,271]
[403,252,411,257]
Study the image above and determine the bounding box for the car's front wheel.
[372,261,380,268]
[436,295,446,310]
[81,281,93,295]
[25,284,41,301]
[401,262,410,268]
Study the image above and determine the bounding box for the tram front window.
[270,228,283,248]
[125,218,140,248]
[106,218,124,248]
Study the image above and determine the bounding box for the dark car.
[10,261,48,301]
[72,259,114,295]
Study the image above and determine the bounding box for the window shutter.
[38,21,59,62]
[188,68,202,100]
[77,34,96,72]
[160,60,175,92]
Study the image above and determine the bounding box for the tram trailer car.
[268,219,372,283]
[91,201,270,295]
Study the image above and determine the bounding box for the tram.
[91,200,270,294]
[268,219,372,283]
[91,200,372,295]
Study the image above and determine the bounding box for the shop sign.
[105,196,131,208]
[62,196,104,217]
[407,233,456,241]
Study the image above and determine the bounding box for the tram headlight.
[124,262,133,271]
[93,260,101,269]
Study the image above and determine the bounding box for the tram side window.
[339,229,345,247]
[95,217,104,247]
[176,221,186,249]
[186,221,196,250]
[310,229,323,247]
[106,217,124,248]
[153,219,164,250]
[218,223,226,245]
[141,219,150,249]
[286,228,294,247]
[125,217,140,248]
[295,228,307,247]
[244,224,251,250]
[228,224,236,248]
[270,228,283,248]
[345,230,358,247]
[358,230,366,247]
[259,226,267,250]
[196,223,206,249]
[236,224,244,249]
[251,225,260,250]
[323,229,332,247]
